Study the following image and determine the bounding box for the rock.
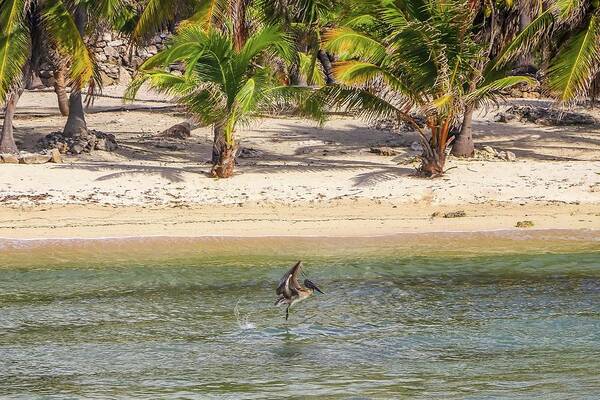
[482,145,497,155]
[108,39,124,47]
[102,32,112,42]
[506,151,517,162]
[95,53,108,62]
[410,141,423,152]
[118,66,131,86]
[238,147,265,159]
[0,153,20,164]
[494,112,516,123]
[160,122,191,139]
[370,146,400,156]
[104,46,119,59]
[71,143,84,154]
[94,132,118,151]
[503,105,597,126]
[100,71,116,86]
[19,152,52,164]
[497,150,508,160]
[49,148,63,163]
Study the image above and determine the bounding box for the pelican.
[275,261,324,320]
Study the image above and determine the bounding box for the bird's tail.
[274,297,286,306]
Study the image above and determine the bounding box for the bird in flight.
[275,261,324,320]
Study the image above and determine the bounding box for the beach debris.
[496,106,597,126]
[443,210,466,218]
[515,220,534,228]
[0,153,20,164]
[238,147,265,158]
[159,122,191,139]
[38,130,118,154]
[431,211,441,219]
[370,146,400,156]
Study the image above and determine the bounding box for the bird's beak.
[314,285,324,294]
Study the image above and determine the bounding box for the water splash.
[234,299,256,330]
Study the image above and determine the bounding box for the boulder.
[49,148,63,163]
[19,152,52,164]
[0,153,20,164]
[506,151,517,162]
[159,122,191,139]
[238,147,265,159]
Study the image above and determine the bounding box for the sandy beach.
[2,87,600,239]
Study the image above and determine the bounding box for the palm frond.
[546,14,600,104]
[465,75,537,106]
[299,52,325,86]
[323,27,387,63]
[494,8,554,68]
[42,0,97,88]
[0,0,29,103]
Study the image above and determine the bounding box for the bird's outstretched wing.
[276,261,303,297]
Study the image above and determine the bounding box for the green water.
[1,240,600,399]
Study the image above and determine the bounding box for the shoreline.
[2,200,599,240]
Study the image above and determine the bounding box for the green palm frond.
[237,25,293,68]
[547,14,600,104]
[323,27,387,63]
[321,85,401,121]
[0,0,29,103]
[132,0,197,42]
[43,0,98,87]
[299,52,325,86]
[465,75,537,106]
[183,0,227,29]
[129,26,304,143]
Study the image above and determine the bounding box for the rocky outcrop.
[495,106,597,126]
[38,130,118,155]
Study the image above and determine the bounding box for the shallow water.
[1,235,600,399]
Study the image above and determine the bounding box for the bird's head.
[304,279,324,294]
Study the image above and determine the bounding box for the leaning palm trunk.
[210,122,237,178]
[0,92,21,154]
[53,64,69,116]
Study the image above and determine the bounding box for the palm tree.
[126,25,308,178]
[0,0,96,154]
[497,0,600,104]
[320,0,533,177]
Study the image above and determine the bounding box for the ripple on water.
[0,240,599,399]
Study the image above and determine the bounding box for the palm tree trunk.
[0,92,21,154]
[210,122,237,178]
[451,106,475,157]
[419,121,450,177]
[53,65,69,116]
[231,0,248,51]
[62,5,88,138]
[317,50,335,85]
